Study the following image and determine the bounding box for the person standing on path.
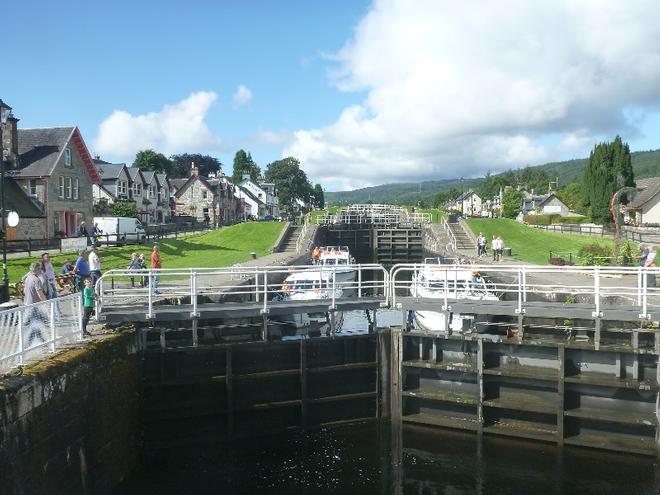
[23,262,48,346]
[40,253,58,300]
[89,245,102,287]
[638,243,649,267]
[150,245,162,294]
[81,277,95,337]
[74,249,90,291]
[645,245,657,288]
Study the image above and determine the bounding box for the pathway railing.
[442,218,457,252]
[96,264,390,318]
[0,294,83,373]
[390,263,659,319]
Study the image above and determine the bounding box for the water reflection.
[114,421,659,495]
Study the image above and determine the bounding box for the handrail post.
[522,267,527,303]
[49,301,56,352]
[331,267,337,310]
[358,266,362,299]
[517,267,523,314]
[593,267,601,317]
[255,267,259,303]
[263,270,268,313]
[18,311,24,365]
[637,266,642,306]
[147,269,153,319]
[77,295,84,339]
[191,269,198,316]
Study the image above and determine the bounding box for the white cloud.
[232,85,253,107]
[285,0,660,189]
[94,91,219,159]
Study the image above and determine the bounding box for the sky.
[4,0,660,191]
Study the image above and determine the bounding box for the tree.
[556,182,586,215]
[231,150,261,184]
[170,153,222,178]
[583,136,635,224]
[501,190,524,218]
[133,149,173,175]
[312,184,325,209]
[264,157,313,212]
[111,201,138,218]
[431,187,459,208]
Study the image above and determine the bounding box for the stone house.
[93,160,132,204]
[0,178,46,241]
[453,190,483,217]
[5,120,100,238]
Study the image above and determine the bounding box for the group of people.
[20,244,164,342]
[476,233,505,261]
[76,221,103,246]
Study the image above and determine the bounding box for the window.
[65,177,72,199]
[74,178,79,200]
[58,177,65,198]
[29,180,37,197]
[118,181,127,196]
[202,191,208,200]
[64,148,72,167]
[133,183,141,196]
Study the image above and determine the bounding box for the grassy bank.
[465,218,615,265]
[7,222,285,283]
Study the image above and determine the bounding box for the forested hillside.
[325,148,660,205]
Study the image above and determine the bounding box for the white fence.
[390,263,660,318]
[96,264,391,319]
[0,294,83,373]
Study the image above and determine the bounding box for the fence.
[5,224,214,256]
[96,264,390,319]
[0,294,83,373]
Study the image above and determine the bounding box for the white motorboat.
[274,246,357,334]
[409,257,499,333]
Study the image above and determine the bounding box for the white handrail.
[443,218,458,252]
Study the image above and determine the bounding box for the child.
[82,277,95,337]
[128,252,141,287]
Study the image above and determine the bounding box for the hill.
[325,148,660,204]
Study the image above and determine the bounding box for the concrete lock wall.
[0,331,140,495]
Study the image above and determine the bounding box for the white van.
[93,217,145,244]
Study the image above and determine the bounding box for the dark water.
[113,422,660,495]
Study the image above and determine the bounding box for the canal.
[113,421,660,494]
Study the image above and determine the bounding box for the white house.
[455,191,483,217]
[235,176,279,219]
[628,177,660,225]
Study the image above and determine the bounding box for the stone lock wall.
[0,331,140,495]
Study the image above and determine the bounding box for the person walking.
[74,249,90,291]
[496,236,504,262]
[645,245,657,288]
[40,253,58,300]
[128,252,141,287]
[150,245,162,294]
[89,244,102,287]
[81,277,95,337]
[492,236,498,261]
[23,262,48,346]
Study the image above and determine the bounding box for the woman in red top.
[150,245,162,294]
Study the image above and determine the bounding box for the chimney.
[190,161,198,177]
[2,114,19,169]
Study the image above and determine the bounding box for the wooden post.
[557,345,565,446]
[300,339,308,427]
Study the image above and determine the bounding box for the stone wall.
[0,330,140,495]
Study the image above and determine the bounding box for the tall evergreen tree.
[312,184,325,208]
[231,149,261,184]
[583,136,635,224]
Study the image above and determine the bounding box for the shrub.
[619,241,637,267]
[556,216,587,224]
[577,243,612,266]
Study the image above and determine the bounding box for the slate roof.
[630,177,660,209]
[156,174,168,189]
[126,167,145,184]
[0,178,45,217]
[169,178,188,192]
[142,170,156,184]
[456,190,480,202]
[95,163,128,181]
[16,127,75,177]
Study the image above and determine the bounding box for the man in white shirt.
[89,244,102,286]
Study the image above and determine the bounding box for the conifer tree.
[582,136,634,224]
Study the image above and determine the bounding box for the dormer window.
[64,148,72,167]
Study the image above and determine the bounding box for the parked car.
[262,215,275,221]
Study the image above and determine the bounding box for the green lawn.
[7,222,285,283]
[465,218,616,265]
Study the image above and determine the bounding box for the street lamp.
[0,98,13,302]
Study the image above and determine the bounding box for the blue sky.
[4,1,660,191]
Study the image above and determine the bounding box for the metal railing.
[443,218,457,252]
[96,264,390,318]
[390,263,660,319]
[0,294,84,373]
[296,221,309,254]
[316,212,432,226]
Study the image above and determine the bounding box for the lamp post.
[0,98,12,302]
